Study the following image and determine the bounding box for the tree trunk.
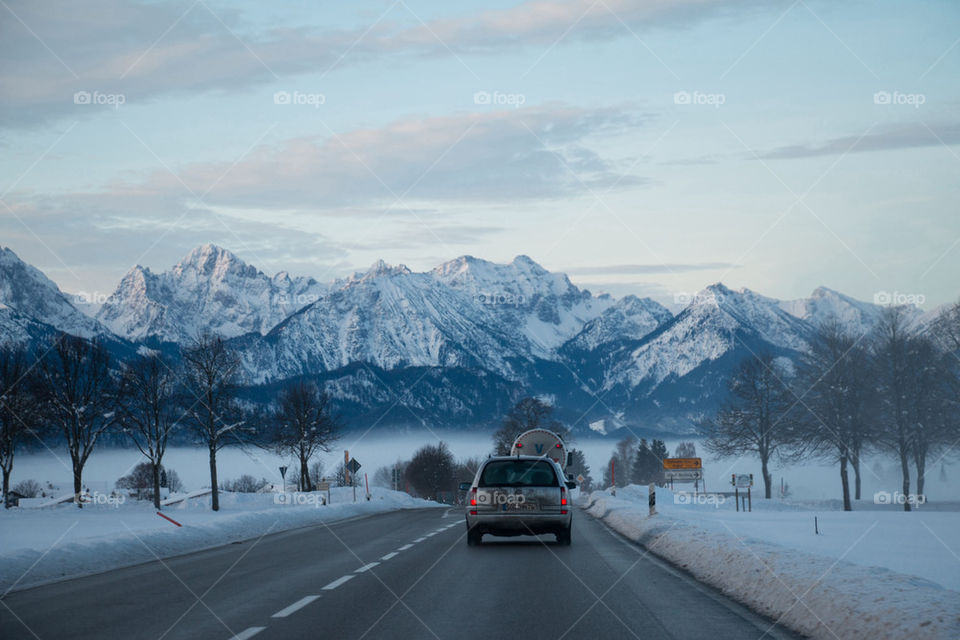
[73,461,83,508]
[209,445,219,511]
[899,449,911,512]
[2,467,10,508]
[152,462,162,510]
[915,451,926,501]
[852,456,862,501]
[301,453,311,492]
[761,457,772,499]
[839,456,852,511]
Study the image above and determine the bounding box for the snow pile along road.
[0,487,440,594]
[584,487,960,640]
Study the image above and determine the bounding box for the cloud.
[95,104,648,208]
[0,0,780,128]
[564,262,739,275]
[762,122,960,159]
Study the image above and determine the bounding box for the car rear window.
[479,460,559,487]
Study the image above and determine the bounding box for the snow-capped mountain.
[97,244,326,343]
[601,284,813,394]
[779,286,904,335]
[561,295,672,356]
[431,255,613,357]
[239,260,535,383]
[0,247,107,338]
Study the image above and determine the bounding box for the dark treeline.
[0,330,339,510]
[700,303,960,511]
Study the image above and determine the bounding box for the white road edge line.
[272,595,320,618]
[381,552,399,560]
[413,537,426,543]
[397,543,414,550]
[355,562,380,572]
[230,627,266,640]
[323,574,355,590]
[425,532,437,537]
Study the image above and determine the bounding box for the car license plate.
[503,501,536,511]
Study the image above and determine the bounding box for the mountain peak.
[360,259,411,280]
[175,244,251,277]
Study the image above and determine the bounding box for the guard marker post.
[157,511,182,527]
[648,483,657,516]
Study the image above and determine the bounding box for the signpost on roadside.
[317,479,330,505]
[346,458,362,503]
[279,466,288,495]
[663,458,704,493]
[732,473,753,512]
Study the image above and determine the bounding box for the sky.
[1,0,958,309]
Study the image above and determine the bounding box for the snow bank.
[0,487,439,594]
[584,487,960,640]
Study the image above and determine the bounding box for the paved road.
[0,506,798,640]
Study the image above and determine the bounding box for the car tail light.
[560,486,568,514]
[470,487,477,507]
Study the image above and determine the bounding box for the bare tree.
[492,397,565,455]
[180,332,244,511]
[674,441,697,458]
[35,336,119,505]
[872,306,916,511]
[702,353,800,499]
[270,380,339,491]
[117,353,179,509]
[0,346,39,505]
[797,321,875,510]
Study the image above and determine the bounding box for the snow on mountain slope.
[0,247,107,338]
[603,284,812,392]
[97,244,326,343]
[562,294,672,354]
[239,261,533,383]
[431,255,613,357]
[780,286,889,335]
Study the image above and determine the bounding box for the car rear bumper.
[466,511,571,536]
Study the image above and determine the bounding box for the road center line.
[413,537,426,543]
[355,562,380,572]
[397,543,414,550]
[230,627,265,640]
[323,575,355,590]
[381,552,399,560]
[272,595,320,618]
[425,532,437,537]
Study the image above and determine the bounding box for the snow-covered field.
[585,485,960,640]
[0,487,439,594]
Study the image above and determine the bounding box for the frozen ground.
[0,487,439,594]
[585,485,960,640]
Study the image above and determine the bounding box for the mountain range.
[0,244,938,436]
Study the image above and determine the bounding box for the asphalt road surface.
[0,506,799,640]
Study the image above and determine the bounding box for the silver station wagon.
[461,455,574,545]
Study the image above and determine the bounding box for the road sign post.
[279,466,288,495]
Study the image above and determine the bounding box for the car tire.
[467,528,482,546]
[556,526,572,545]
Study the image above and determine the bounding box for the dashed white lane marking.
[413,537,426,543]
[425,532,437,537]
[323,575,355,590]
[272,595,320,618]
[230,627,265,640]
[381,552,399,560]
[398,543,414,550]
[355,562,380,573]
